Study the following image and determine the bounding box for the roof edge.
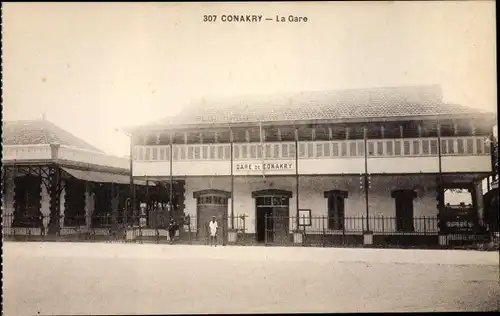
[126,112,497,133]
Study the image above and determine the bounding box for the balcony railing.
[133,136,491,162]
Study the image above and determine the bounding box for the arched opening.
[252,189,292,243]
[193,189,231,242]
[13,175,42,228]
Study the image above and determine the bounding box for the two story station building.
[125,85,496,246]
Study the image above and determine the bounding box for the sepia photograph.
[1,1,499,315]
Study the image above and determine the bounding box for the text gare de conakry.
[235,163,293,171]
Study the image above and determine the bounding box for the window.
[422,140,429,155]
[316,143,323,157]
[447,139,455,154]
[377,141,383,156]
[476,139,483,154]
[273,144,280,158]
[386,141,394,156]
[265,144,272,158]
[394,141,401,156]
[257,145,263,158]
[327,194,345,230]
[307,143,314,158]
[332,143,339,156]
[350,142,358,156]
[341,143,347,156]
[224,146,231,159]
[282,144,289,157]
[457,139,465,154]
[403,141,411,155]
[299,143,306,157]
[250,145,257,158]
[430,140,438,155]
[321,143,329,157]
[357,142,364,156]
[466,139,474,154]
[242,145,248,159]
[412,140,420,155]
[368,142,375,156]
[234,145,240,159]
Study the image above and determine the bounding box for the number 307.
[203,15,217,22]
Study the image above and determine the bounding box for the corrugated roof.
[146,85,488,128]
[2,119,104,153]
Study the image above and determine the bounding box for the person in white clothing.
[208,216,218,246]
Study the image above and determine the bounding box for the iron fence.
[1,213,495,248]
[1,213,249,245]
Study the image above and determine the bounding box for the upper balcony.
[132,135,492,177]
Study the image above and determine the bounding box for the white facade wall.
[183,175,438,234]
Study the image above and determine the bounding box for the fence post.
[302,215,306,247]
[222,213,227,246]
[423,216,427,234]
[243,215,246,244]
[322,215,326,247]
[381,215,385,234]
[264,213,268,246]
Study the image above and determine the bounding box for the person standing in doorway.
[209,216,218,247]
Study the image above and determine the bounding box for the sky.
[3,1,497,157]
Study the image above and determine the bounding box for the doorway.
[194,189,231,242]
[253,189,292,243]
[391,190,416,232]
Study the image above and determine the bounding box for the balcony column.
[48,161,62,235]
[40,167,51,233]
[59,180,66,228]
[85,183,95,229]
[473,181,485,227]
[363,126,371,244]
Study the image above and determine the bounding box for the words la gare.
[276,15,308,23]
